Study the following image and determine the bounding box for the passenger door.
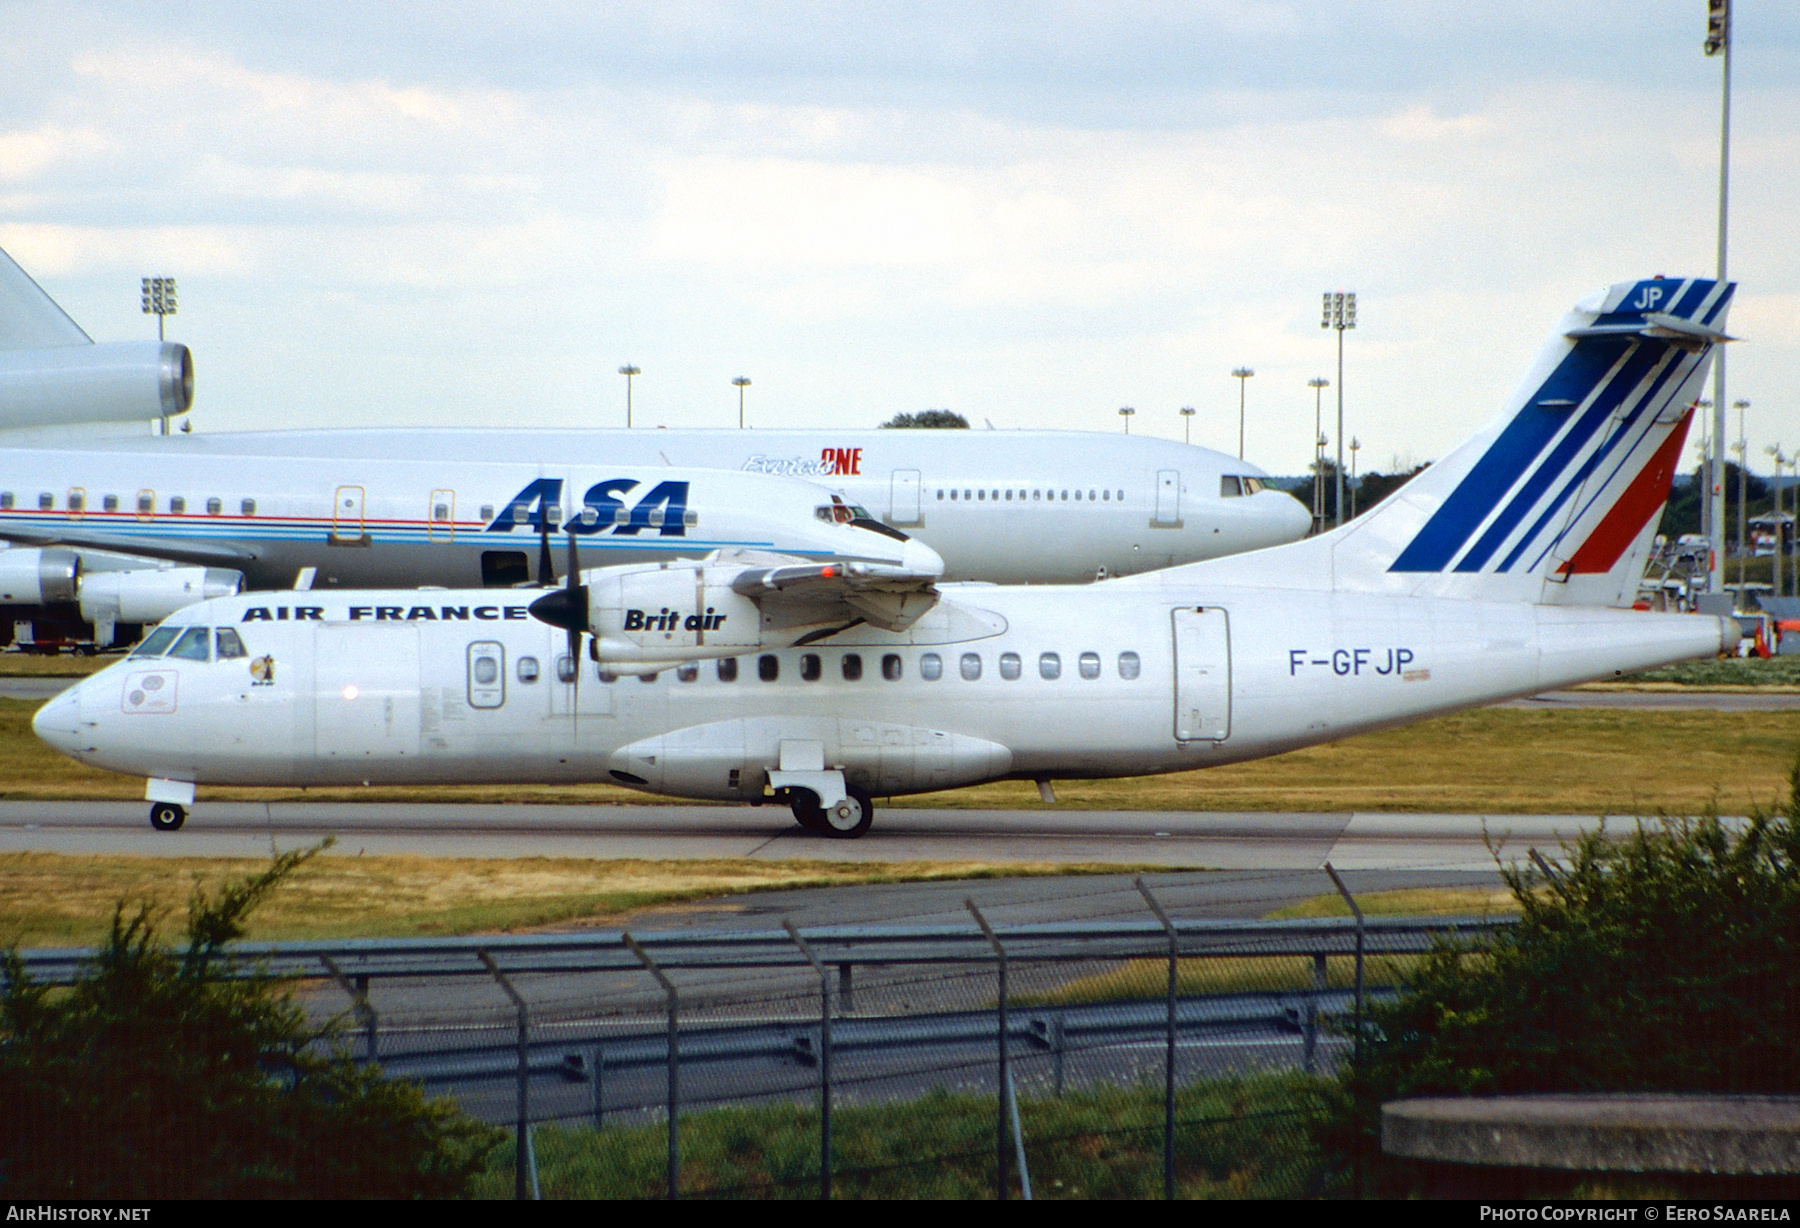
[1153,470,1181,527]
[1172,606,1230,741]
[332,486,366,543]
[890,469,922,526]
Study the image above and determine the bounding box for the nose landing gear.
[149,802,186,832]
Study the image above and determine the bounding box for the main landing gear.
[149,802,186,832]
[788,786,875,839]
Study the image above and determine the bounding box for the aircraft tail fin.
[1333,278,1729,606]
[0,247,91,351]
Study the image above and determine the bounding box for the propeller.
[527,523,590,721]
[535,501,556,587]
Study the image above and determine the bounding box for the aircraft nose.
[900,535,945,578]
[32,687,84,755]
[1276,489,1313,538]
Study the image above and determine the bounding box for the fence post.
[477,951,534,1201]
[838,962,854,1014]
[966,899,1012,1201]
[1135,877,1179,1201]
[1052,1010,1066,1099]
[623,932,681,1201]
[1323,864,1365,1200]
[1304,952,1326,1074]
[318,957,378,1064]
[785,919,833,1201]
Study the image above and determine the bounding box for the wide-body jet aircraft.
[37,276,1737,835]
[0,246,1308,648]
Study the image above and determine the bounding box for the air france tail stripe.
[1388,337,1628,573]
[1454,339,1666,573]
[1701,282,1735,326]
[1670,279,1713,319]
[1558,409,1694,575]
[1493,343,1688,573]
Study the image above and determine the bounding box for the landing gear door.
[890,469,922,526]
[1172,606,1230,742]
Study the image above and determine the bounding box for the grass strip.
[472,1078,1325,1199]
[0,851,1161,949]
[6,700,1799,815]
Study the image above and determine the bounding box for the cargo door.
[315,623,421,759]
[890,469,922,526]
[1172,606,1230,741]
[332,486,366,543]
[1153,470,1180,527]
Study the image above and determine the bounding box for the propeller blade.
[536,510,555,586]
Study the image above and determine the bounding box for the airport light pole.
[1322,292,1356,527]
[1308,377,1330,533]
[732,376,751,429]
[1118,406,1135,434]
[1230,368,1254,460]
[1733,399,1749,590]
[619,365,640,428]
[1179,406,1195,445]
[1696,400,1713,543]
[1704,0,1734,594]
[1349,436,1362,520]
[141,277,176,434]
[1768,444,1785,600]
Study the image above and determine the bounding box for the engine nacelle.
[0,547,80,605]
[585,559,846,671]
[0,342,193,430]
[78,566,242,646]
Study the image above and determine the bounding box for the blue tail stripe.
[1389,337,1630,573]
[1670,279,1712,319]
[1702,281,1735,326]
[1455,340,1666,572]
[1497,346,1687,572]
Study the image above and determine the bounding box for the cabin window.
[434,502,450,521]
[206,498,222,515]
[467,641,505,707]
[1079,652,1101,680]
[102,494,118,512]
[881,653,902,681]
[479,504,495,521]
[474,657,499,685]
[977,490,985,501]
[1117,490,1125,501]
[0,492,10,509]
[1118,651,1141,680]
[1039,652,1061,680]
[131,627,181,657]
[676,662,698,682]
[758,654,779,682]
[1059,490,1067,501]
[959,653,982,681]
[517,656,541,683]
[800,653,822,681]
[215,628,247,660]
[920,652,943,681]
[240,498,256,516]
[999,652,1021,680]
[841,654,863,681]
[38,492,52,510]
[66,491,84,513]
[137,492,154,514]
[167,626,211,662]
[169,496,185,514]
[1088,489,1096,501]
[717,657,739,682]
[949,490,957,501]
[937,490,945,500]
[557,655,577,683]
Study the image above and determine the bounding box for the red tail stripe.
[1558,408,1694,576]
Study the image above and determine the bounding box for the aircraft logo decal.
[250,655,275,686]
[742,448,863,478]
[484,479,692,537]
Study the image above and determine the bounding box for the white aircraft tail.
[1174,277,1732,607]
[0,247,90,350]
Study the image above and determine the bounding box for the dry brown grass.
[0,851,1153,948]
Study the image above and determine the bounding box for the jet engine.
[531,548,943,674]
[77,566,242,647]
[0,342,193,430]
[0,547,80,605]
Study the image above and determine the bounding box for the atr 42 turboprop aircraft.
[36,276,1738,836]
[0,246,1308,648]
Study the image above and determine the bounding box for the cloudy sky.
[2,1,1795,475]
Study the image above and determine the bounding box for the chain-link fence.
[17,885,1508,1199]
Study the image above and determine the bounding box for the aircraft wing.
[726,551,941,633]
[0,524,260,567]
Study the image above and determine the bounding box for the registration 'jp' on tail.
[1321,277,1733,606]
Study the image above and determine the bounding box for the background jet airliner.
[36,276,1736,836]
[0,246,1307,648]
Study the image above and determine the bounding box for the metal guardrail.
[9,914,1513,986]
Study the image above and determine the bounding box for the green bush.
[0,845,501,1198]
[1317,761,1800,1196]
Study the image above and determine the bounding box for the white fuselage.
[35,580,1729,802]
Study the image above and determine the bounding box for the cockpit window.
[166,626,211,661]
[215,628,248,660]
[1220,476,1243,497]
[131,626,181,657]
